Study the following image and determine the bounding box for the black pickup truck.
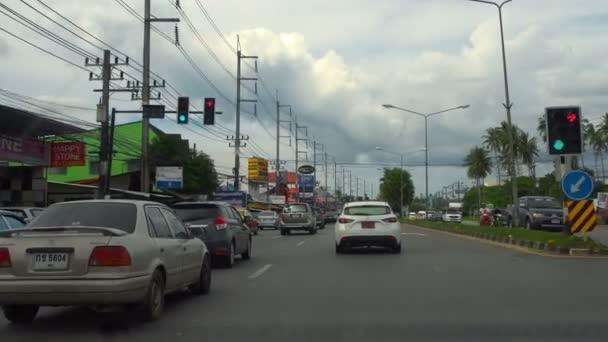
[507,196,565,231]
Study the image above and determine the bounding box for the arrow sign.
[562,170,593,201]
[566,112,577,123]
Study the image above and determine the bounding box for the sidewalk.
[576,225,608,246]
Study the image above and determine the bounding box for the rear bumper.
[338,235,400,248]
[280,223,314,230]
[203,238,232,255]
[0,275,150,305]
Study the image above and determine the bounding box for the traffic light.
[204,97,215,125]
[546,106,582,155]
[177,96,189,124]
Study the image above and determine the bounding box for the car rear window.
[172,203,221,223]
[30,202,137,233]
[259,211,276,217]
[285,204,308,213]
[344,205,391,216]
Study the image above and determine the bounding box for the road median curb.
[404,223,608,259]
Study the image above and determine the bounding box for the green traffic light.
[553,139,565,151]
[178,113,187,123]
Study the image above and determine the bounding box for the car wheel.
[241,238,252,260]
[391,243,402,254]
[141,270,165,321]
[525,219,532,230]
[2,305,39,324]
[224,243,235,268]
[309,228,315,235]
[190,255,211,295]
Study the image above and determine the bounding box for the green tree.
[537,115,547,143]
[483,127,503,185]
[150,134,219,195]
[378,168,414,214]
[518,131,539,178]
[463,146,493,210]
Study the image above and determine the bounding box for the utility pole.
[356,176,359,198]
[233,36,258,191]
[349,171,352,197]
[342,168,346,198]
[86,49,128,199]
[324,151,328,201]
[275,93,292,192]
[334,160,338,197]
[363,178,366,198]
[295,117,308,202]
[140,0,178,193]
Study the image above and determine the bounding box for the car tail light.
[382,217,398,223]
[89,246,131,267]
[0,248,11,267]
[338,218,354,224]
[214,215,228,230]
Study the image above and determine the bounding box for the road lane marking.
[296,240,307,247]
[271,235,282,239]
[249,264,273,279]
[401,232,427,236]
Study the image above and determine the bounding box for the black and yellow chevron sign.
[566,200,598,233]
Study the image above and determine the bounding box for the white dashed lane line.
[249,264,273,279]
[296,240,307,247]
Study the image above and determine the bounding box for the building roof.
[0,104,85,136]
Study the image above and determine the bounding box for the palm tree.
[482,127,502,185]
[518,131,539,178]
[583,119,598,176]
[464,146,493,210]
[537,115,547,143]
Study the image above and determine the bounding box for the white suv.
[442,209,462,223]
[334,201,402,254]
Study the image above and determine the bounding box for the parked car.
[324,210,339,223]
[237,208,259,235]
[442,209,462,223]
[507,196,564,230]
[313,207,326,229]
[430,211,443,222]
[0,210,27,230]
[172,202,253,268]
[1,207,44,223]
[408,212,417,220]
[0,200,211,324]
[335,201,401,254]
[280,203,317,235]
[416,211,427,220]
[257,210,279,230]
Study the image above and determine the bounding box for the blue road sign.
[561,170,594,200]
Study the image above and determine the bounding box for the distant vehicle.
[237,208,259,235]
[324,210,339,223]
[408,212,417,220]
[416,211,427,220]
[426,211,435,220]
[507,196,564,230]
[429,211,443,222]
[335,201,401,254]
[313,207,326,229]
[0,210,27,230]
[280,203,317,235]
[442,209,462,223]
[1,207,44,223]
[172,202,253,268]
[257,210,279,230]
[0,200,211,323]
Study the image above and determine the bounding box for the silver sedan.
[0,199,212,323]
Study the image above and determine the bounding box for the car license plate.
[32,253,69,271]
[362,222,375,229]
[551,219,560,224]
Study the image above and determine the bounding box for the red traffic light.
[566,112,577,123]
[205,99,215,108]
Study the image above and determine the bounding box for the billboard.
[50,142,86,167]
[155,166,183,189]
[214,191,246,208]
[0,134,48,165]
[248,157,268,182]
[298,174,315,193]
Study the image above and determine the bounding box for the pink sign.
[0,134,49,165]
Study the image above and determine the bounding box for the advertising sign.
[298,174,316,192]
[298,164,315,174]
[214,191,246,208]
[270,195,286,205]
[155,166,183,189]
[50,142,86,167]
[597,192,608,209]
[0,134,48,165]
[248,157,268,182]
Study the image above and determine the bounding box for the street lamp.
[468,0,518,226]
[381,104,470,210]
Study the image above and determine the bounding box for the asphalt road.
[1,223,608,342]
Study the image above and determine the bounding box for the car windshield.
[172,204,219,222]
[30,202,137,233]
[344,205,391,216]
[285,205,307,213]
[446,210,460,214]
[529,199,561,209]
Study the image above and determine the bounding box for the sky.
[1,0,608,197]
